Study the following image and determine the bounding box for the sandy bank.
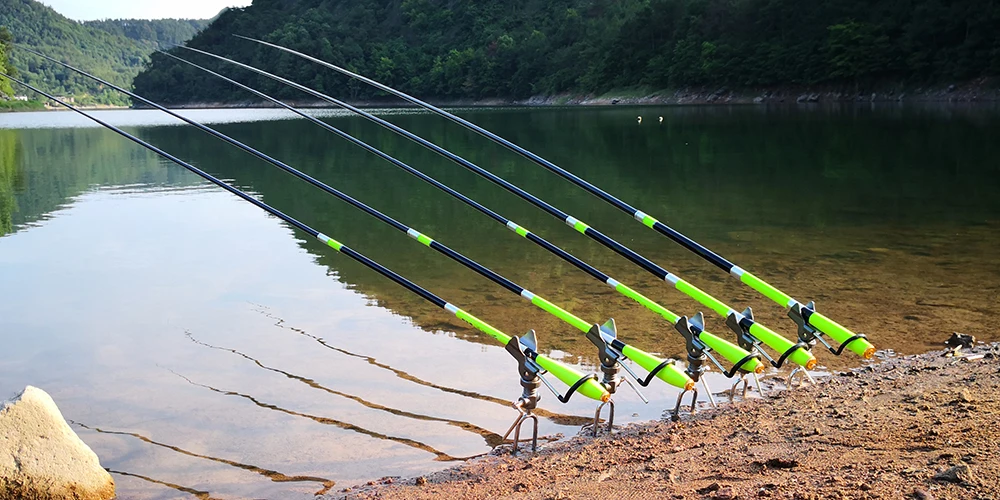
[336,343,999,499]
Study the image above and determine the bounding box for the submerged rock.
[0,386,115,500]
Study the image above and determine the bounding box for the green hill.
[83,18,209,51]
[131,0,1000,104]
[0,0,206,105]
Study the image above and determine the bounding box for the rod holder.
[788,301,868,356]
[585,320,648,405]
[683,312,758,371]
[729,372,764,402]
[787,365,816,388]
[503,331,608,447]
[586,320,622,393]
[501,393,540,454]
[502,334,544,454]
[671,385,698,422]
[728,307,808,369]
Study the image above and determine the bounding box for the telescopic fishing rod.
[237,36,876,362]
[4,71,610,453]
[175,45,818,380]
[20,49,696,421]
[155,50,769,406]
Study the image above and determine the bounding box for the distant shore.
[136,81,1000,110]
[16,81,1000,112]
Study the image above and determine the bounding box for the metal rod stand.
[592,399,615,436]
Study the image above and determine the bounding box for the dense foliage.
[0,26,14,97]
[82,18,209,50]
[0,0,205,105]
[132,0,1000,103]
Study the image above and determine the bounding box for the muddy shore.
[334,343,999,500]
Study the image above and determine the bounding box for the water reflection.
[184,331,505,447]
[75,422,335,494]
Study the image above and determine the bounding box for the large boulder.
[0,386,115,500]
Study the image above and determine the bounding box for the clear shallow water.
[1,105,998,498]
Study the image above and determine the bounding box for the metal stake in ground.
[237,35,875,361]
[4,72,611,451]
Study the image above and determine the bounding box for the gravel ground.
[332,343,1000,500]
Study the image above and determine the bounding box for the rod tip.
[863,347,876,360]
[753,364,765,374]
[805,358,818,370]
[684,381,695,391]
[601,393,611,403]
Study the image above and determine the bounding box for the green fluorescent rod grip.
[534,355,611,402]
[674,280,731,317]
[698,331,763,373]
[615,283,680,323]
[738,271,793,306]
[748,322,816,369]
[530,295,591,333]
[620,344,694,390]
[454,310,512,345]
[807,312,876,359]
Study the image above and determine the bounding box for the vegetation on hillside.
[0,0,206,105]
[0,26,14,97]
[133,0,1000,103]
[82,18,209,50]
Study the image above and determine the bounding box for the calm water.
[1,105,999,498]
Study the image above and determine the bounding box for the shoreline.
[135,81,1000,110]
[334,342,1000,499]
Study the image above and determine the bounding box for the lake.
[1,104,998,498]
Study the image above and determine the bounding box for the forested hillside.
[0,0,206,105]
[132,0,1000,104]
[83,18,209,50]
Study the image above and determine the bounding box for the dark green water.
[1,105,998,498]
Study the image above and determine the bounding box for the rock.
[933,464,974,484]
[945,333,975,349]
[753,96,765,104]
[713,486,736,500]
[765,457,799,469]
[807,93,820,102]
[912,488,935,500]
[796,94,808,103]
[958,389,974,403]
[697,482,722,494]
[0,386,115,500]
[947,84,956,93]
[415,476,427,486]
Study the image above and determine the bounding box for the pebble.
[933,464,973,484]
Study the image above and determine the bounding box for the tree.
[826,21,893,87]
[0,26,16,98]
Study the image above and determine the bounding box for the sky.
[40,0,253,21]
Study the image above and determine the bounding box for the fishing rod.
[4,72,610,452]
[157,49,769,406]
[176,45,817,380]
[21,49,696,419]
[238,36,876,362]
